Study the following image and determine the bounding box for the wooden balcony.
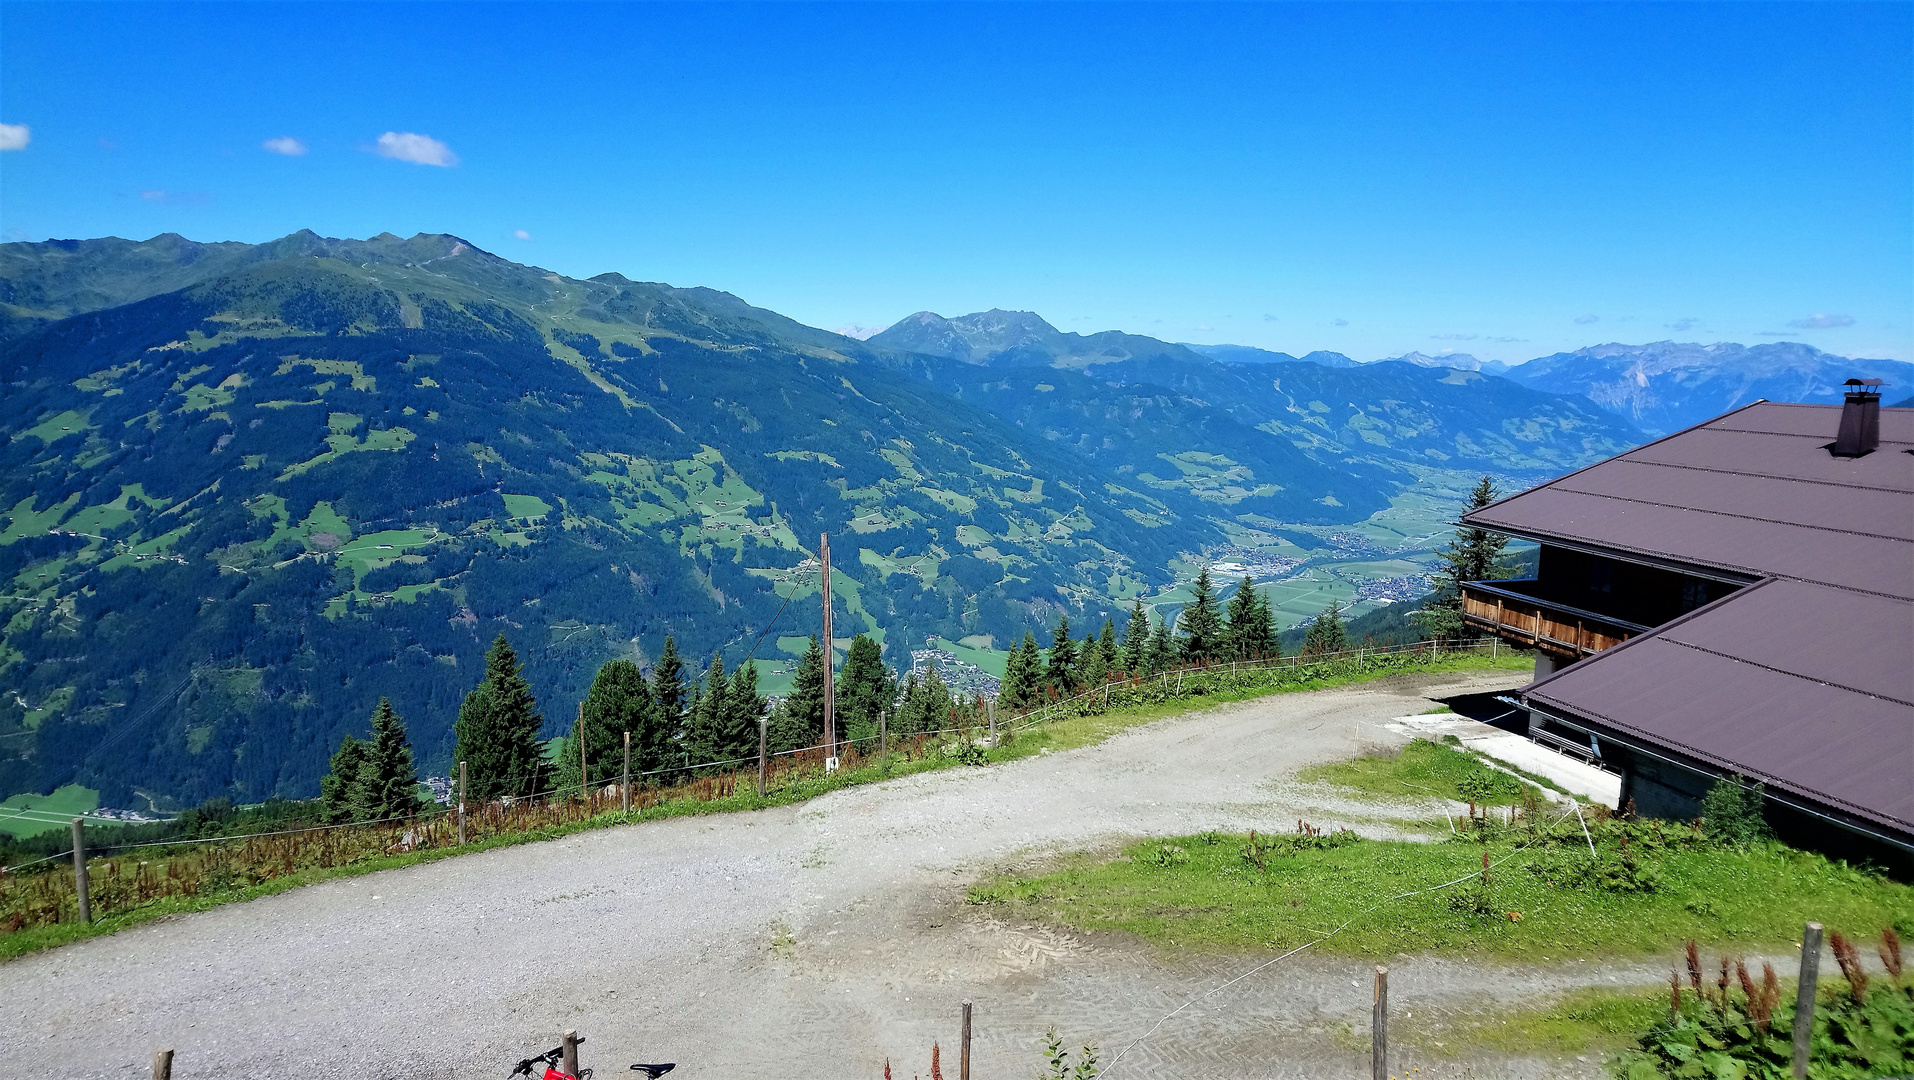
[1461,580,1650,660]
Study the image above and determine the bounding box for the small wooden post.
[622,731,632,813]
[879,710,888,767]
[986,699,995,745]
[1371,966,1388,1080]
[821,533,836,761]
[1793,922,1823,1079]
[960,999,973,1080]
[152,1048,174,1080]
[71,817,90,924]
[457,761,468,845]
[562,1029,580,1076]
[758,714,768,797]
[578,702,589,804]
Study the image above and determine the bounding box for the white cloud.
[375,131,457,167]
[513,229,532,241]
[0,123,29,151]
[140,190,168,201]
[1195,324,1214,332]
[262,136,307,156]
[1332,318,1348,327]
[1787,313,1854,329]
[1262,313,1279,322]
[1574,313,1599,325]
[1668,317,1701,332]
[1431,332,1478,341]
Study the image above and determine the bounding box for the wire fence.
[1,637,1510,936]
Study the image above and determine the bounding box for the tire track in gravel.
[1,670,1672,1080]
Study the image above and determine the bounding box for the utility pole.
[821,532,836,765]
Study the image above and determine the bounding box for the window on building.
[1680,579,1711,612]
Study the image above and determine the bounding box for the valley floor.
[4,670,1712,1079]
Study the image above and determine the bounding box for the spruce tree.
[1417,476,1511,641]
[1252,588,1280,660]
[1145,612,1175,674]
[355,698,423,819]
[651,636,688,747]
[1223,576,1261,660]
[453,634,548,801]
[723,661,766,761]
[906,661,955,732]
[556,659,655,794]
[1303,600,1347,654]
[1098,618,1118,664]
[681,654,733,765]
[1000,631,1040,709]
[319,734,368,824]
[1121,600,1149,675]
[1081,631,1110,690]
[836,634,894,746]
[1046,615,1077,694]
[768,635,826,752]
[1178,569,1224,664]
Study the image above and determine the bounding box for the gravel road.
[1,670,1680,1080]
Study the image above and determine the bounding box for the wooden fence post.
[562,1029,580,1076]
[880,710,889,767]
[1793,922,1822,1079]
[578,702,589,804]
[152,1048,173,1080]
[71,817,90,924]
[960,999,973,1080]
[622,731,632,814]
[758,715,768,797]
[1372,966,1388,1080]
[458,761,468,845]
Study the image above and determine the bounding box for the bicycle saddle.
[630,1066,675,1078]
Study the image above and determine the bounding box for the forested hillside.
[0,232,1642,809]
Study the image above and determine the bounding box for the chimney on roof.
[1832,378,1882,457]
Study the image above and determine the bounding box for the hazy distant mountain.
[1500,340,1914,435]
[1181,343,1359,368]
[1376,350,1511,374]
[868,309,1201,368]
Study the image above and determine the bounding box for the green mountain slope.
[0,232,1643,810]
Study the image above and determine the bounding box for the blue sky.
[2,2,1909,361]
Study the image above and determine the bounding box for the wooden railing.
[1460,581,1648,660]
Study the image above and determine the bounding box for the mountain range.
[0,229,1801,811]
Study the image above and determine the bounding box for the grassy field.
[1,649,1527,959]
[1299,734,1566,805]
[965,826,1914,960]
[0,785,106,841]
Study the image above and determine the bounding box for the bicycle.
[509,1038,676,1080]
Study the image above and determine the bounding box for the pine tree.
[1303,600,1347,654]
[1046,615,1078,693]
[836,634,894,747]
[1121,600,1148,675]
[556,660,655,795]
[724,661,766,761]
[1098,618,1118,664]
[768,635,826,753]
[1252,588,1280,661]
[1178,569,1225,664]
[1000,631,1041,709]
[1081,631,1110,690]
[904,661,955,732]
[1145,612,1175,674]
[356,698,422,819]
[1416,476,1511,641]
[453,634,548,801]
[681,654,733,765]
[319,734,368,824]
[1223,576,1261,660]
[651,636,688,747]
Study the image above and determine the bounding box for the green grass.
[965,827,1914,960]
[1301,736,1537,807]
[500,493,553,520]
[0,784,101,840]
[1409,984,1667,1058]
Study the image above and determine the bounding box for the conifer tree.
[1253,588,1280,661]
[1223,576,1261,660]
[1000,631,1041,709]
[1098,618,1118,665]
[836,634,894,747]
[651,636,688,746]
[903,661,955,732]
[453,634,548,801]
[1178,568,1224,664]
[768,635,827,752]
[1046,615,1077,693]
[356,698,423,819]
[1303,600,1348,654]
[1121,600,1149,675]
[682,654,734,765]
[1417,476,1511,641]
[723,660,766,761]
[1081,630,1110,690]
[1145,612,1175,674]
[319,734,368,824]
[556,659,656,795]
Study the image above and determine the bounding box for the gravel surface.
[1,670,1685,1080]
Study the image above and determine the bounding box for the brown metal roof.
[1473,402,1914,841]
[1526,580,1914,835]
[1466,402,1914,598]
